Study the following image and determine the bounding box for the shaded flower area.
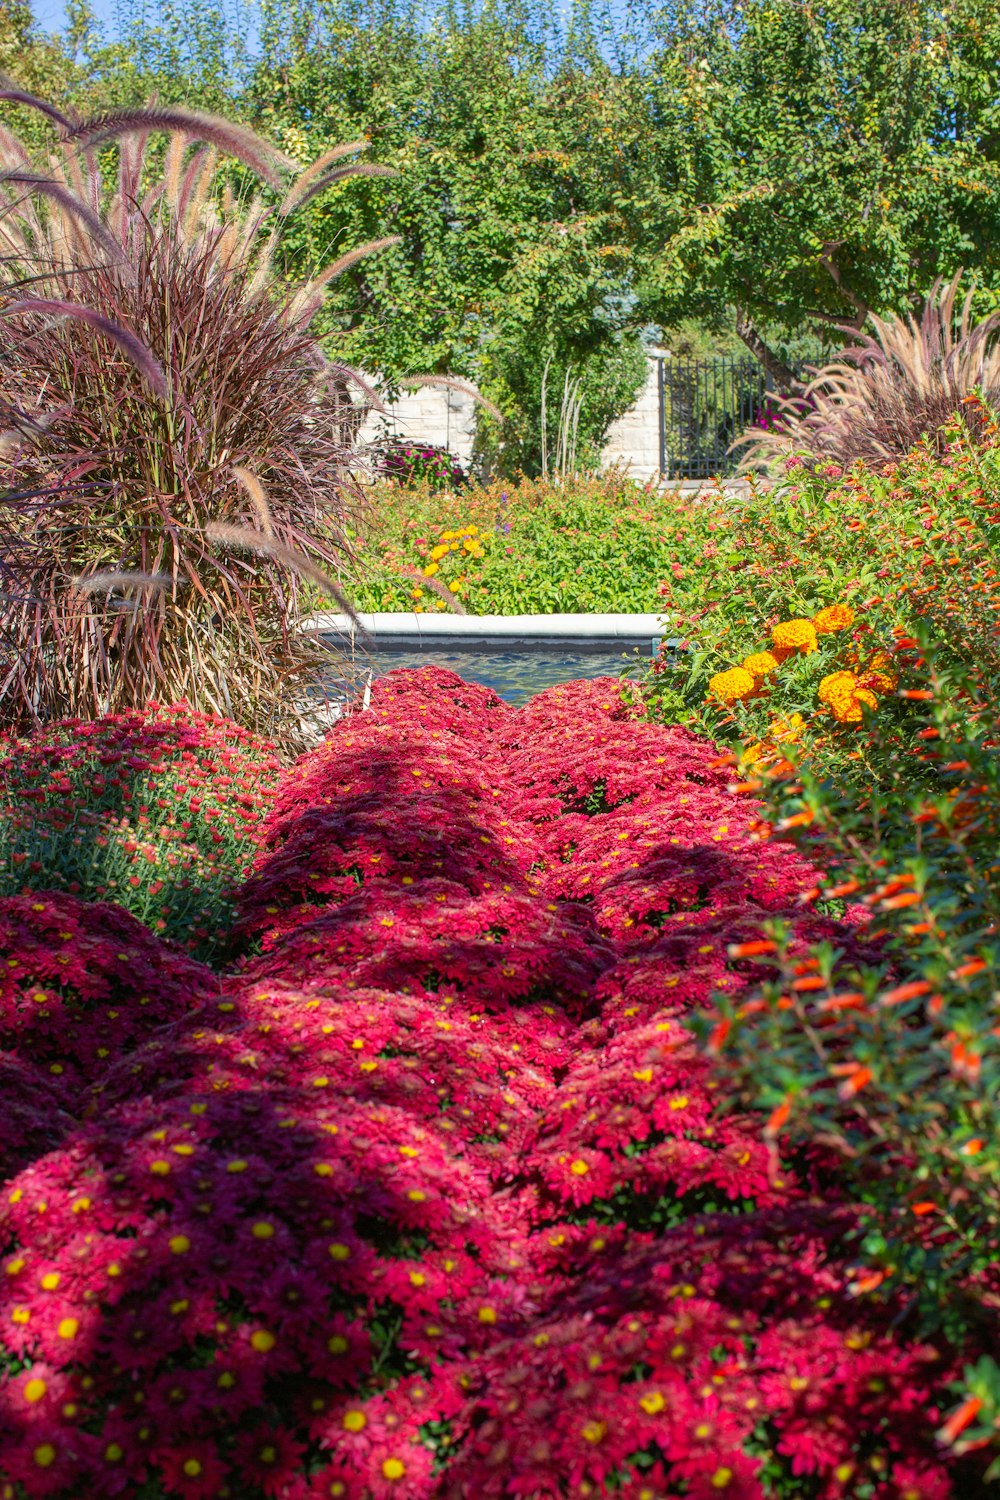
[0,672,989,1497]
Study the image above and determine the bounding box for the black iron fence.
[656,353,822,479]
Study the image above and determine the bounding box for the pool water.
[325,645,651,708]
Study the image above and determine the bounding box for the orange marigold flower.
[831,687,878,724]
[818,671,857,706]
[814,603,855,633]
[772,619,818,655]
[708,667,755,705]
[742,651,781,679]
[858,671,896,693]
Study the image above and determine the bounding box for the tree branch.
[734,309,797,391]
[819,248,869,332]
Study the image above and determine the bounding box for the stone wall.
[354,354,667,479]
[356,381,479,468]
[599,353,663,481]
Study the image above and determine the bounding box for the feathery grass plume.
[278,139,370,216]
[62,106,295,189]
[399,373,505,425]
[735,274,1000,473]
[395,563,468,615]
[0,98,399,749]
[0,89,74,135]
[289,235,404,328]
[72,569,173,593]
[281,161,397,217]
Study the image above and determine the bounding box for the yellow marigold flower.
[830,687,878,724]
[708,667,756,705]
[740,742,764,766]
[430,544,449,561]
[772,619,818,655]
[818,671,857,706]
[423,563,440,577]
[813,603,855,634]
[742,651,780,679]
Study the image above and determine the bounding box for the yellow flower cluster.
[423,525,483,585]
[706,603,861,725]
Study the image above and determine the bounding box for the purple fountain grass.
[0,97,400,747]
[735,273,1000,473]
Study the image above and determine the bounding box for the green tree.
[640,0,1000,386]
[247,0,649,472]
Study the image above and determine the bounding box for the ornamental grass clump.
[735,274,1000,473]
[0,95,398,743]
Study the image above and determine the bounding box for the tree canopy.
[4,0,1000,459]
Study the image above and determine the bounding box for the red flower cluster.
[0,704,281,955]
[0,673,974,1497]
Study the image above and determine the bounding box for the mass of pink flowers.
[0,670,982,1498]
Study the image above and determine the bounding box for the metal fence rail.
[656,353,821,479]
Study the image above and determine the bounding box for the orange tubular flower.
[838,1066,873,1099]
[727,940,778,959]
[764,1097,792,1138]
[938,1397,983,1447]
[817,992,866,1013]
[880,890,921,910]
[877,979,932,1006]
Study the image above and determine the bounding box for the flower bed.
[345,474,712,614]
[0,674,991,1497]
[0,706,281,961]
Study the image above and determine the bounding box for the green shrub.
[0,704,280,961]
[346,471,719,614]
[634,414,1000,1463]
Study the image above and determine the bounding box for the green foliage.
[347,472,683,614]
[14,0,1000,463]
[642,0,1000,376]
[245,0,652,472]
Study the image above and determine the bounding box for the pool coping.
[304,611,672,651]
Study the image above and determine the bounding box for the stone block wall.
[356,382,479,468]
[353,355,669,479]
